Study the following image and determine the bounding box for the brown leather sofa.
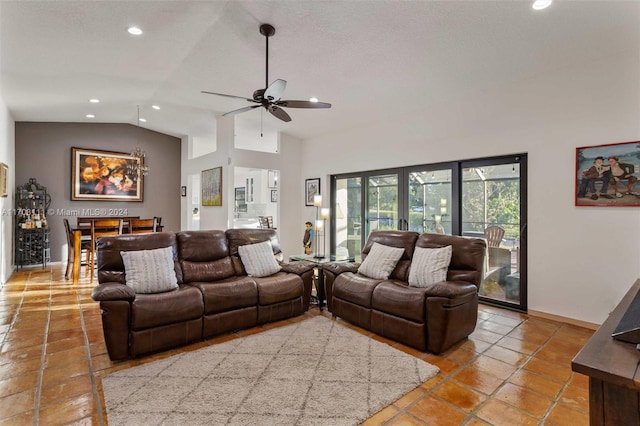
[91,229,315,360]
[323,231,486,354]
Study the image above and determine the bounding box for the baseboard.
[528,309,599,330]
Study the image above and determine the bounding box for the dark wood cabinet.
[572,279,640,425]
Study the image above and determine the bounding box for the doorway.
[232,167,278,229]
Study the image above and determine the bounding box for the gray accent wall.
[15,122,181,263]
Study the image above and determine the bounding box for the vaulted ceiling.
[1,1,638,142]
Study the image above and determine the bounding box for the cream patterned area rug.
[102,316,439,425]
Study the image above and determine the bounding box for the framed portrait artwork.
[575,140,640,207]
[202,166,222,206]
[305,178,320,206]
[271,189,278,202]
[71,147,143,201]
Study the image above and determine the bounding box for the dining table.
[71,216,145,283]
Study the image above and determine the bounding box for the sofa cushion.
[176,230,236,283]
[191,276,258,315]
[131,285,203,330]
[120,246,178,294]
[358,242,404,280]
[372,281,427,323]
[238,240,282,277]
[254,272,303,305]
[408,245,453,287]
[333,272,383,308]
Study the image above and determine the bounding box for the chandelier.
[127,105,150,177]
[128,146,150,177]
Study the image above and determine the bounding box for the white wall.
[0,94,15,284]
[298,49,640,325]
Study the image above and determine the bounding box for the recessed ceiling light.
[309,97,319,103]
[127,26,143,35]
[89,98,100,103]
[532,0,552,10]
[139,118,146,123]
[152,105,160,110]
[86,114,95,118]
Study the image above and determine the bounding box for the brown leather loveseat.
[91,229,314,360]
[323,231,486,354]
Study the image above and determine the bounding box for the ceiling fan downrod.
[259,24,275,88]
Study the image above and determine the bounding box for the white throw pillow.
[358,242,405,280]
[120,246,178,294]
[408,245,453,287]
[238,240,282,277]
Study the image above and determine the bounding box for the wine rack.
[15,178,51,269]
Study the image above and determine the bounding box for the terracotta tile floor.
[0,266,592,425]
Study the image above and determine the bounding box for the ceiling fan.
[201,24,331,123]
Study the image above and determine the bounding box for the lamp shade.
[320,208,330,219]
[313,195,322,207]
[315,219,324,232]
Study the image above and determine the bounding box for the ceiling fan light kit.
[202,24,331,123]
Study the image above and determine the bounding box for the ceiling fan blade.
[222,105,261,116]
[201,91,256,103]
[268,105,292,122]
[276,100,332,109]
[264,79,287,102]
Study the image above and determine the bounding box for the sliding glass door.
[330,154,527,312]
[461,157,527,311]
[334,175,363,259]
[366,172,404,236]
[407,167,455,235]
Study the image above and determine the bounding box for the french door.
[330,154,527,312]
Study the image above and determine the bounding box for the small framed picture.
[268,170,278,188]
[202,166,222,206]
[305,178,320,206]
[0,163,7,197]
[180,186,187,197]
[271,189,278,202]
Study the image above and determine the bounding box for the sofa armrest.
[421,280,478,299]
[322,262,360,312]
[323,262,360,276]
[91,282,135,302]
[280,260,316,275]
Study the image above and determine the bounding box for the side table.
[572,278,640,425]
[289,254,354,311]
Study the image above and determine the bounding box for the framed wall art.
[0,163,7,197]
[305,178,320,206]
[268,169,278,188]
[271,189,278,202]
[71,147,143,201]
[202,166,222,206]
[576,140,640,207]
